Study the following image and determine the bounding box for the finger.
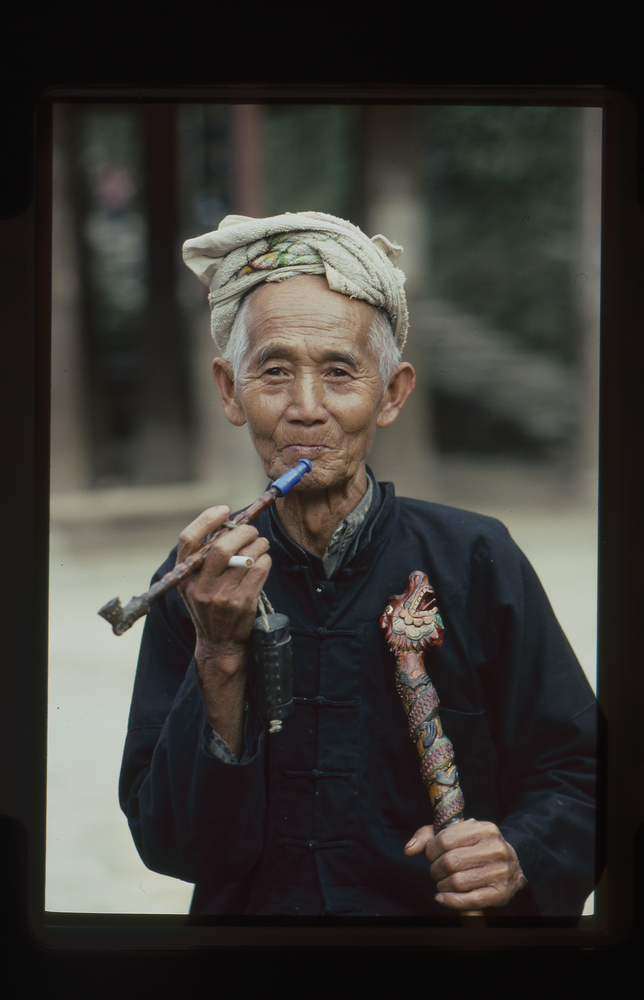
[424,818,494,864]
[434,887,493,911]
[404,825,435,856]
[428,836,509,883]
[196,529,267,584]
[192,523,258,569]
[177,506,231,561]
[228,552,272,594]
[433,857,511,894]
[227,534,270,563]
[203,531,270,569]
[226,555,256,569]
[188,550,272,605]
[434,861,519,910]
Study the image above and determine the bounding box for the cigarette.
[227,555,254,568]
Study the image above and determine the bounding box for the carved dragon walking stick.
[380,570,484,920]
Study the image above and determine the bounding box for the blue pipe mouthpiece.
[271,459,312,497]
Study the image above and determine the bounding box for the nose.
[285,373,328,424]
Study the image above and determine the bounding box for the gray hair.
[222,278,402,386]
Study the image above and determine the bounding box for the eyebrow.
[253,344,361,370]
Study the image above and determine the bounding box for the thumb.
[404,824,435,856]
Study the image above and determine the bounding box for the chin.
[300,466,356,493]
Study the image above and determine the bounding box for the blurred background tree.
[261,104,362,222]
[425,105,580,365]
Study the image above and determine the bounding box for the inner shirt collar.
[321,475,374,578]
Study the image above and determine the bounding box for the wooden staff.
[380,570,484,920]
[98,459,312,635]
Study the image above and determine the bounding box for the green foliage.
[424,105,583,364]
[79,106,144,191]
[73,107,147,353]
[262,105,361,221]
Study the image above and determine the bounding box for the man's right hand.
[176,505,272,753]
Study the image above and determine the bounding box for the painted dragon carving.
[380,570,466,834]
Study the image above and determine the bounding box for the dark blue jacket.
[119,479,598,916]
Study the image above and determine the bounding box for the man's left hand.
[404,818,527,911]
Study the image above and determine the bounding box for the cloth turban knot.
[182,211,409,354]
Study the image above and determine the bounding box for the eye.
[328,367,350,378]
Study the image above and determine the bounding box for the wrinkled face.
[230,276,390,492]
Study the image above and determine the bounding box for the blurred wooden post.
[361,106,438,498]
[231,105,264,218]
[183,105,267,504]
[576,107,602,504]
[50,105,92,490]
[135,104,192,484]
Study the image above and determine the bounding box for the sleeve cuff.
[204,702,263,764]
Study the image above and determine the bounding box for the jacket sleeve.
[118,556,267,885]
[467,529,600,917]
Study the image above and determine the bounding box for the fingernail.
[435,894,445,903]
[405,838,417,849]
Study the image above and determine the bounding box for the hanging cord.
[257,591,275,631]
[223,519,274,631]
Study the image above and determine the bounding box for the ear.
[376,363,416,429]
[212,358,247,427]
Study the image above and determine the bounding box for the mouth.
[409,585,436,615]
[284,444,329,456]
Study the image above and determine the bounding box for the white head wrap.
[182,211,409,354]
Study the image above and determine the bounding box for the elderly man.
[119,212,598,918]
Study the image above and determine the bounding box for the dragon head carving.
[380,570,444,653]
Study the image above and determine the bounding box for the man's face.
[226,276,392,493]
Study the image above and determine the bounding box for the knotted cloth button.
[307,840,317,850]
[317,627,327,636]
[311,769,319,777]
